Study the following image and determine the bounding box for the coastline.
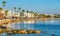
[0,18,60,26]
[0,18,60,35]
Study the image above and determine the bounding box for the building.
[0,10,35,19]
[20,12,34,18]
[12,12,20,18]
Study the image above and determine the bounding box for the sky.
[0,0,60,14]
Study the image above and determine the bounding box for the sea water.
[1,18,60,36]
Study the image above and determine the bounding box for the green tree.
[5,10,9,16]
[39,14,46,18]
[34,12,39,18]
[4,10,9,19]
[0,8,3,12]
[22,9,25,12]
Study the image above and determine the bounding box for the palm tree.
[17,8,21,13]
[26,10,29,18]
[14,7,16,13]
[21,9,25,18]
[2,0,6,9]
[18,8,21,12]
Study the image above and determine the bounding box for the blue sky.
[0,0,60,14]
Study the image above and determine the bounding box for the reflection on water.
[7,19,60,30]
[51,20,54,24]
[24,20,36,24]
[45,20,54,24]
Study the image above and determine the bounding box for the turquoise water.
[1,18,60,36]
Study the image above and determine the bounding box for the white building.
[20,12,34,18]
[12,12,20,18]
